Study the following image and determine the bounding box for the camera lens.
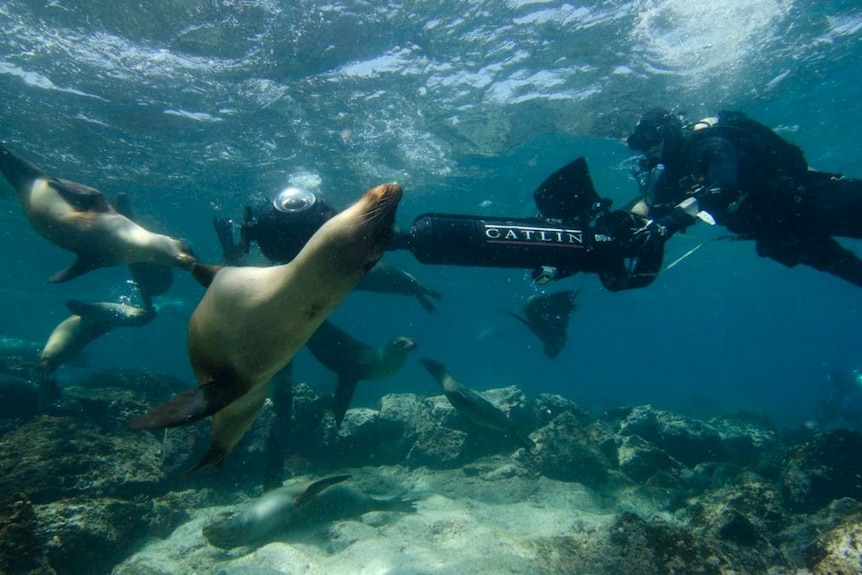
[272,187,317,213]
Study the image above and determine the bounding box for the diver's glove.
[213,217,245,266]
[602,210,671,256]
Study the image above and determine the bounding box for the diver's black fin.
[294,475,351,507]
[128,376,242,430]
[505,310,531,330]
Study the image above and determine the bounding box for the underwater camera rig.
[390,157,664,291]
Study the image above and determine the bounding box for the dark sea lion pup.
[305,319,417,426]
[507,289,579,358]
[0,143,196,282]
[419,357,535,451]
[129,183,403,471]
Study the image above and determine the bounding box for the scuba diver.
[215,157,671,294]
[626,107,862,287]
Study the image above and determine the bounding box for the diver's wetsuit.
[649,118,862,287]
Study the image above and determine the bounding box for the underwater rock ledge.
[0,368,860,573]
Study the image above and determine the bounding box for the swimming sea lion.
[0,144,197,282]
[506,289,579,358]
[419,357,535,451]
[38,299,156,377]
[129,183,403,471]
[358,262,443,312]
[203,474,416,550]
[113,192,174,308]
[305,319,417,426]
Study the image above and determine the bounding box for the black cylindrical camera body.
[403,213,619,272]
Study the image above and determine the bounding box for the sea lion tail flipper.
[184,444,230,476]
[332,375,358,428]
[425,287,443,300]
[418,357,448,382]
[415,294,437,313]
[50,257,101,283]
[190,262,224,288]
[0,144,48,191]
[295,474,352,507]
[374,496,418,514]
[128,377,243,430]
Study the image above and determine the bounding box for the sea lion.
[129,183,402,471]
[305,319,417,426]
[419,357,535,451]
[113,192,174,308]
[357,262,443,312]
[203,474,416,550]
[0,143,197,282]
[38,300,156,377]
[506,289,579,358]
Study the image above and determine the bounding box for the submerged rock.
[780,429,862,513]
[35,497,149,575]
[805,501,862,574]
[0,492,55,575]
[527,411,612,485]
[0,415,164,503]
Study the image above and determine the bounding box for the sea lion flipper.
[128,377,244,430]
[191,262,224,288]
[50,257,101,283]
[0,144,48,191]
[332,374,359,427]
[48,178,111,212]
[416,294,437,313]
[185,445,230,475]
[294,474,351,507]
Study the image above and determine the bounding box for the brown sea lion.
[0,143,196,282]
[112,192,174,309]
[506,289,579,358]
[419,357,535,451]
[305,319,417,426]
[129,183,403,471]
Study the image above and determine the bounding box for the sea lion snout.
[360,182,402,225]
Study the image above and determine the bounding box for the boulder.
[0,492,55,575]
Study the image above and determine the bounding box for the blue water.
[1,0,860,427]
